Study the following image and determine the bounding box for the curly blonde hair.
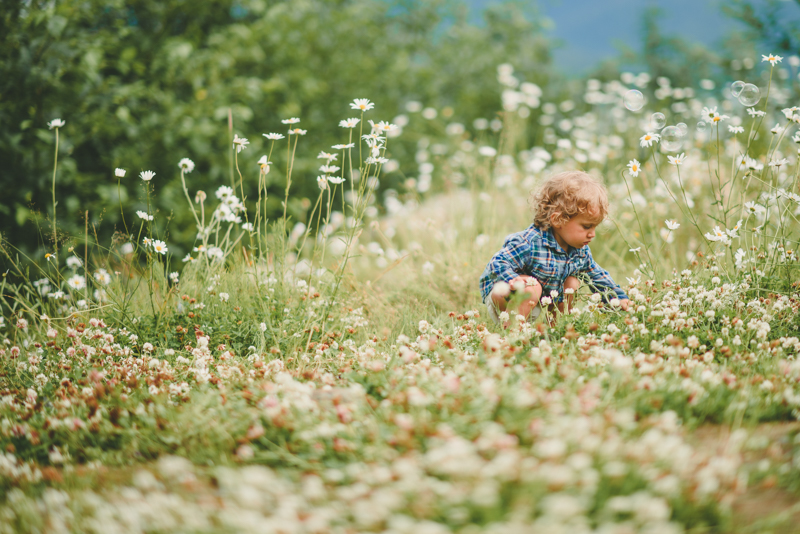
[531,171,609,230]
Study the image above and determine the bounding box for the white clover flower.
[540,296,552,305]
[350,99,374,111]
[639,132,660,147]
[152,240,168,255]
[627,159,641,177]
[140,170,156,181]
[219,292,230,302]
[232,134,249,153]
[259,322,267,332]
[178,158,195,173]
[263,133,285,140]
[762,53,783,66]
[67,274,86,290]
[281,117,301,124]
[115,168,126,178]
[136,210,154,221]
[339,118,360,128]
[48,118,65,129]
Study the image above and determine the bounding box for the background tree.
[0,0,552,262]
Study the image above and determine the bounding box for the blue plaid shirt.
[479,224,628,303]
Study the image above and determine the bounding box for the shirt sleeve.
[581,254,628,302]
[479,233,533,300]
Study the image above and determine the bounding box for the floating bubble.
[623,90,645,111]
[696,121,708,132]
[676,122,688,136]
[661,125,682,151]
[738,83,761,106]
[731,80,745,97]
[650,112,666,130]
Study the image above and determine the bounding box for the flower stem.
[51,128,59,258]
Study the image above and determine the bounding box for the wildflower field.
[4,8,800,530]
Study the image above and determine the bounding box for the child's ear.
[549,212,563,229]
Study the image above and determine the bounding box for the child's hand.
[619,298,631,311]
[509,275,538,291]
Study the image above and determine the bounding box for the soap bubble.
[696,121,708,132]
[650,112,666,130]
[738,84,761,106]
[623,90,645,111]
[731,80,745,97]
[676,122,688,136]
[661,126,682,151]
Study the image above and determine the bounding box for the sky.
[467,0,770,75]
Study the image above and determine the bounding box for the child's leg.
[558,275,580,313]
[492,275,543,319]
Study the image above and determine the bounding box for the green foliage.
[0,0,552,262]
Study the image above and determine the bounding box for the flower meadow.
[3,55,800,533]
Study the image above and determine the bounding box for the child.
[479,170,630,323]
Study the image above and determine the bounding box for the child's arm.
[582,256,630,310]
[483,234,535,290]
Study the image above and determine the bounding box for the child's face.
[551,211,603,251]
